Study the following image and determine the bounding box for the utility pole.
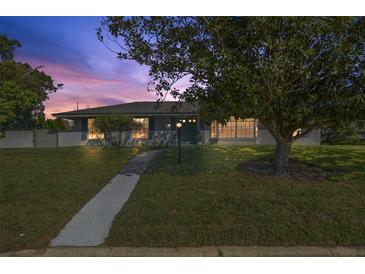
[76,101,79,110]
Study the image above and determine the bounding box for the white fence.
[0,130,83,148]
[0,129,322,148]
[0,130,34,148]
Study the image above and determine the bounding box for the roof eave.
[53,112,198,119]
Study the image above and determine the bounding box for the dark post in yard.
[176,122,182,165]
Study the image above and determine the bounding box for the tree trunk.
[273,139,292,175]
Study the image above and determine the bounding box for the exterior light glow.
[176,122,182,128]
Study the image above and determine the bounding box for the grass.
[0,146,142,252]
[107,145,365,247]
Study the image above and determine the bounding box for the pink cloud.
[18,55,124,86]
[15,55,162,118]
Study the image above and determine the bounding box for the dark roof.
[52,101,198,118]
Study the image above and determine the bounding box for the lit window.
[236,118,255,137]
[210,121,218,138]
[132,118,149,139]
[88,119,104,140]
[210,117,257,139]
[219,117,236,138]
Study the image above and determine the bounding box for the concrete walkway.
[50,150,162,247]
[2,246,365,257]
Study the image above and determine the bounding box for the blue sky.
[0,16,160,117]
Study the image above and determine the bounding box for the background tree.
[98,17,365,175]
[36,114,70,131]
[94,114,142,146]
[0,35,21,61]
[0,35,62,131]
[322,120,365,145]
[0,80,35,131]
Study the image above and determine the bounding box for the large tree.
[98,17,365,174]
[0,35,62,130]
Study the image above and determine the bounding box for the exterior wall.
[154,116,171,131]
[200,130,210,144]
[127,130,176,146]
[71,118,90,143]
[0,130,34,148]
[96,129,176,147]
[258,129,321,145]
[257,129,276,145]
[73,118,82,131]
[293,129,321,145]
[216,138,259,145]
[47,116,322,147]
[204,117,321,146]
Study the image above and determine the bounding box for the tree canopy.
[0,35,62,130]
[0,35,21,61]
[98,16,365,174]
[36,114,70,131]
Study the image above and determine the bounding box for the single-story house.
[53,101,321,146]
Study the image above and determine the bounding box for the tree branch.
[19,65,45,81]
[284,46,325,90]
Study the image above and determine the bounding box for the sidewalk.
[2,246,365,257]
[50,150,163,247]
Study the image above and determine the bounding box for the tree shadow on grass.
[146,145,365,181]
[146,145,274,176]
[235,157,333,181]
[291,146,365,181]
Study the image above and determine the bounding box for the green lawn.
[0,146,141,252]
[107,145,365,247]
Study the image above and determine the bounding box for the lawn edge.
[1,246,364,257]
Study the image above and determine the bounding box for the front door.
[178,118,197,144]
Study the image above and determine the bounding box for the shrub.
[94,114,142,146]
[322,121,365,145]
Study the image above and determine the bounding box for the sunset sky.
[1,16,172,118]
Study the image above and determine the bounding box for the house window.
[132,118,149,139]
[211,117,257,138]
[236,118,255,137]
[219,118,236,138]
[210,121,218,138]
[87,119,104,140]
